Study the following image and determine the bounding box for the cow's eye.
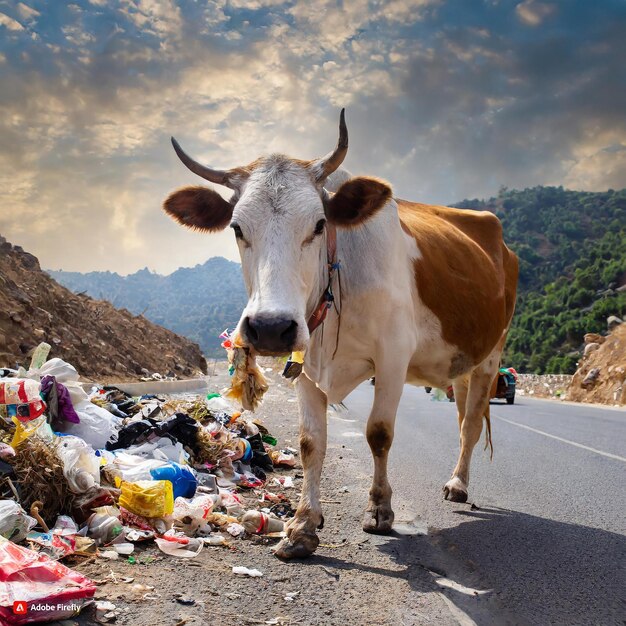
[230,223,244,240]
[314,219,326,236]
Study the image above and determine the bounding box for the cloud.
[515,0,556,26]
[16,3,40,21]
[0,0,624,275]
[0,12,24,30]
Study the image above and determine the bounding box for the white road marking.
[493,415,626,463]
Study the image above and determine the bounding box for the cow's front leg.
[363,374,404,534]
[274,373,327,559]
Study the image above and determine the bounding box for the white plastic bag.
[103,452,169,483]
[124,438,188,464]
[59,401,121,450]
[56,435,101,493]
[0,500,37,542]
[37,358,80,383]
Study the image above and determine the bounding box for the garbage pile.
[0,343,297,623]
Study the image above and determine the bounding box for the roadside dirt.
[68,370,471,626]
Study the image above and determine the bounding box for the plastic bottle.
[29,342,51,370]
[150,462,197,499]
[241,510,285,535]
[87,512,123,545]
[261,434,278,446]
[117,480,174,518]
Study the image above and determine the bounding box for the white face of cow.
[231,157,328,354]
[162,110,393,355]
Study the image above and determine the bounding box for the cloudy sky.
[1,0,625,274]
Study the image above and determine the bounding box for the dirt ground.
[62,370,463,626]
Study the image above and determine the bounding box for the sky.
[0,0,625,275]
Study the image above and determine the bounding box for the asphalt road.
[329,383,626,625]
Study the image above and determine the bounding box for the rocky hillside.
[0,236,207,381]
[567,321,626,406]
[49,257,247,359]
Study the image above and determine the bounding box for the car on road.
[433,367,518,404]
[491,367,517,404]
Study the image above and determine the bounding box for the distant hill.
[49,257,247,359]
[0,235,207,380]
[455,187,626,373]
[50,187,626,373]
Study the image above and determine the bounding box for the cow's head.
[163,110,391,355]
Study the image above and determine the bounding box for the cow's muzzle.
[242,315,298,355]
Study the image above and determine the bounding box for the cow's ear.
[163,186,233,232]
[324,177,392,227]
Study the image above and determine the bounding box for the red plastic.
[0,537,96,625]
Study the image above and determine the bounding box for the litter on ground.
[0,342,297,623]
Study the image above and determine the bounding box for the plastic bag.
[123,438,188,464]
[103,452,169,483]
[0,501,37,543]
[58,400,121,450]
[0,536,96,625]
[172,495,219,527]
[37,359,80,384]
[0,379,46,424]
[56,436,100,493]
[10,416,53,449]
[155,532,203,558]
[117,480,174,518]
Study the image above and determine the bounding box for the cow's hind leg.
[362,374,404,534]
[444,365,496,503]
[275,373,327,560]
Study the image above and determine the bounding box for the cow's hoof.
[274,532,319,560]
[443,477,468,503]
[362,506,394,535]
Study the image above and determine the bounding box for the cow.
[162,110,518,559]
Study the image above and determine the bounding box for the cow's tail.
[483,404,493,460]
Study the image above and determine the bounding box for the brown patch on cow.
[299,433,315,464]
[449,352,474,379]
[325,177,392,227]
[366,422,392,457]
[398,200,518,365]
[163,186,233,232]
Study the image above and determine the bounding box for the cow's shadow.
[310,506,626,625]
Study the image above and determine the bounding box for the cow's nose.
[243,316,298,353]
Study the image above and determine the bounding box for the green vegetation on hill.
[49,258,247,359]
[456,187,626,373]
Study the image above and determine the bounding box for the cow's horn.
[315,108,348,182]
[171,137,236,188]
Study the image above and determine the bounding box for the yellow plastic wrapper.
[116,479,174,518]
[223,333,268,412]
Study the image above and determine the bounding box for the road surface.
[330,383,626,625]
